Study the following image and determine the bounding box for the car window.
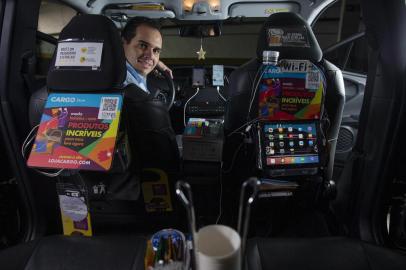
[38,0,76,36]
[313,0,368,74]
[36,0,76,77]
[323,33,368,74]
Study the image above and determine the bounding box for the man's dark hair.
[121,17,162,43]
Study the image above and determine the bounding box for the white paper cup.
[195,225,241,270]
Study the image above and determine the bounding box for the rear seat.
[246,237,406,270]
[0,235,146,270]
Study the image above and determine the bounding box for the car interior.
[0,0,406,269]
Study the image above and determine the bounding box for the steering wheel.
[147,68,176,110]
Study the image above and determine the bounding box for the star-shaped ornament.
[196,45,206,60]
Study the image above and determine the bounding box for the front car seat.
[29,14,180,219]
[224,12,345,182]
[28,13,140,208]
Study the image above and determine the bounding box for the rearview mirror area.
[179,23,221,38]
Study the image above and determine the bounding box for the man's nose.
[143,47,153,57]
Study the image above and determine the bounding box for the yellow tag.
[57,184,92,236]
[60,211,92,237]
[141,168,173,212]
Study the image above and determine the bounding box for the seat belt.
[353,49,379,154]
[333,49,380,232]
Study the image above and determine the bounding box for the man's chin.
[135,65,153,76]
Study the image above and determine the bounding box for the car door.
[323,32,368,180]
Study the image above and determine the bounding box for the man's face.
[123,24,162,77]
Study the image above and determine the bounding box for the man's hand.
[157,61,173,79]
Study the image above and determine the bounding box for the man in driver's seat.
[121,17,172,94]
[101,16,179,209]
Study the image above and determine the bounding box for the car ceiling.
[63,0,336,24]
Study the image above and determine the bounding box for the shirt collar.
[126,61,147,86]
[125,61,149,93]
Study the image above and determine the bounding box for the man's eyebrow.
[138,39,162,50]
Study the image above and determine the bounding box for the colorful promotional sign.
[258,59,325,120]
[27,93,123,171]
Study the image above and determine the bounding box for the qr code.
[101,97,118,111]
[98,97,119,120]
[306,71,320,90]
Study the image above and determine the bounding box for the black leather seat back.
[29,14,126,126]
[225,12,345,180]
[226,12,325,133]
[47,14,126,92]
[27,15,140,212]
[29,15,179,207]
[42,14,179,177]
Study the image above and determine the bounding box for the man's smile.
[137,57,153,68]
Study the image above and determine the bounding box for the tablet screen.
[260,121,319,167]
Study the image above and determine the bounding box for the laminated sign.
[55,41,103,69]
[57,183,92,236]
[267,26,310,48]
[27,93,123,171]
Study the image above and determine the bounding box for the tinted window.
[313,0,368,74]
[323,34,368,74]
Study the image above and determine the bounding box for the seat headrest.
[256,12,322,63]
[47,14,126,92]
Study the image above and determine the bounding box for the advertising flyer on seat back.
[27,93,122,171]
[258,59,325,120]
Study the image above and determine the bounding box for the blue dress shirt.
[124,61,149,94]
